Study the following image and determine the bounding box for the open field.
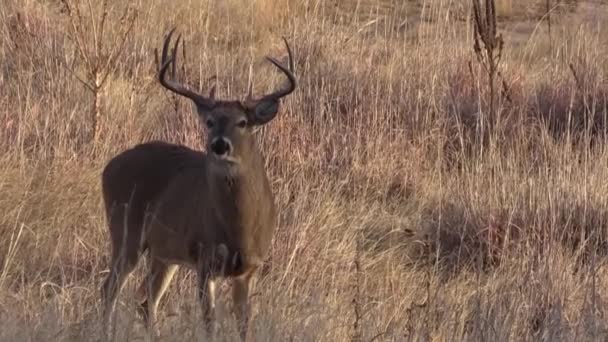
[2,0,608,341]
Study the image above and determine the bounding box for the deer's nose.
[210,137,232,156]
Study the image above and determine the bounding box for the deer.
[100,28,296,340]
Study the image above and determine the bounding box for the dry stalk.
[60,0,137,145]
[471,0,504,134]
[351,230,363,342]
[546,0,552,49]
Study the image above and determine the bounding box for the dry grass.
[1,0,608,341]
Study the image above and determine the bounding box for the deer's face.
[196,101,278,163]
[156,29,295,165]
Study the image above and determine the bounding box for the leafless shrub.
[59,0,137,144]
[471,0,510,136]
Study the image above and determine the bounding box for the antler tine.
[160,28,175,70]
[207,75,217,99]
[171,34,180,78]
[255,37,297,102]
[282,36,295,72]
[157,28,215,109]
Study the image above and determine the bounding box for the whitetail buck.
[100,28,296,340]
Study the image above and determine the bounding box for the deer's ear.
[244,99,279,125]
[191,102,208,121]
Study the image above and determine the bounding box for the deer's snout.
[210,137,233,156]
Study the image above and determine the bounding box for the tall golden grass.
[1,0,608,340]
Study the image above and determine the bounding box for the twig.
[351,231,363,342]
[569,63,583,93]
[546,0,552,50]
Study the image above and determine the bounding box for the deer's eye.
[206,119,215,128]
[236,119,248,128]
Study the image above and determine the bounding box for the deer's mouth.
[214,154,239,164]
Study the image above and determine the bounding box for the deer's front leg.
[232,268,256,341]
[198,270,217,339]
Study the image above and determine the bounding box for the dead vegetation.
[1,0,608,341]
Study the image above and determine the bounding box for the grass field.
[1,0,608,341]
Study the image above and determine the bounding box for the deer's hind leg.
[101,205,146,337]
[101,243,142,337]
[137,257,178,335]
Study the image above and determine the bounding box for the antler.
[157,28,216,109]
[248,37,297,103]
[156,29,295,109]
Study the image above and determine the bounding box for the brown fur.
[100,29,296,340]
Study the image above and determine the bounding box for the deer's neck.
[207,141,272,205]
[205,140,276,269]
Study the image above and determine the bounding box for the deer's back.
[101,141,205,229]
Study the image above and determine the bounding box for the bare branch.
[99,5,137,88]
[60,61,96,93]
[85,0,99,64]
[97,0,110,58]
[61,0,93,72]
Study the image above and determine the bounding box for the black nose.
[210,137,231,156]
